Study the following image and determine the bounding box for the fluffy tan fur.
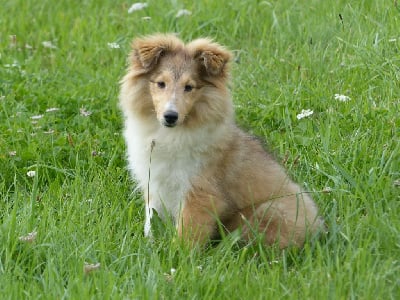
[120,34,324,248]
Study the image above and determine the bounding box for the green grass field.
[1,0,399,298]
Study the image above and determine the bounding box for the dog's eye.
[157,81,166,89]
[184,85,193,92]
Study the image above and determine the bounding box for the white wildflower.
[80,107,92,117]
[128,2,148,13]
[107,42,120,49]
[164,268,176,282]
[19,231,37,243]
[91,150,104,156]
[268,260,280,265]
[27,170,36,177]
[4,60,19,68]
[45,107,59,113]
[388,38,397,42]
[176,9,191,18]
[84,262,101,274]
[31,114,44,120]
[296,109,314,120]
[334,94,351,102]
[42,41,57,49]
[141,16,151,21]
[9,151,17,156]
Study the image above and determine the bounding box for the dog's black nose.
[163,110,178,127]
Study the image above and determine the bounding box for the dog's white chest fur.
[123,116,219,235]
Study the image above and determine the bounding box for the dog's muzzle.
[162,110,179,127]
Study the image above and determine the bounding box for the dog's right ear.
[130,34,182,72]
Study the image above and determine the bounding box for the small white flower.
[170,268,176,275]
[45,107,59,113]
[91,150,104,156]
[42,41,57,49]
[80,107,92,117]
[9,151,17,156]
[128,2,148,13]
[27,170,36,177]
[334,94,351,102]
[107,42,120,49]
[4,60,19,68]
[141,16,151,21]
[388,38,397,42]
[176,9,191,18]
[84,262,101,274]
[19,231,37,243]
[31,114,44,120]
[296,109,314,120]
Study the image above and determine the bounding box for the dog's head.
[128,34,233,128]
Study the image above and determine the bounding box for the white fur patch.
[164,101,177,113]
[123,113,227,236]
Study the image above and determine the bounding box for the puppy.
[119,34,324,248]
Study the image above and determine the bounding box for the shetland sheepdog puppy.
[119,34,324,248]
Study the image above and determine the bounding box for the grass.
[1,0,399,298]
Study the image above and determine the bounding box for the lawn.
[1,0,399,299]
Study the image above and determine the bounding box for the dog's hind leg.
[227,193,324,248]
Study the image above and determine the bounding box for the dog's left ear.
[188,39,232,77]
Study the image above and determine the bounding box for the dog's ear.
[130,35,183,71]
[189,39,232,77]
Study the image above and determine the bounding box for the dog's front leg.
[144,194,162,238]
[144,203,153,237]
[176,204,216,245]
[144,198,153,237]
[176,183,228,246]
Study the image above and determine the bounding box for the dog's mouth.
[162,122,177,128]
